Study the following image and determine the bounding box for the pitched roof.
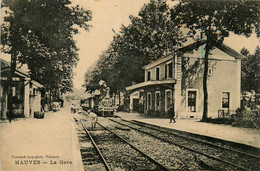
[143,41,245,70]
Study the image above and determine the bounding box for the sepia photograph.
[0,0,260,170]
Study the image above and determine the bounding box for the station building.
[126,41,245,119]
[0,59,43,119]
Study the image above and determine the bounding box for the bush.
[232,107,260,128]
[202,117,234,125]
[202,106,260,129]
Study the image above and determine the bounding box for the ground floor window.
[222,92,230,109]
[165,90,172,112]
[187,90,197,112]
[155,91,161,111]
[147,93,152,110]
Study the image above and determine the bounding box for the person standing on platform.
[169,105,176,123]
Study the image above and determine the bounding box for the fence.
[218,109,236,118]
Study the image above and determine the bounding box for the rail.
[79,119,112,171]
[110,119,251,171]
[96,121,173,171]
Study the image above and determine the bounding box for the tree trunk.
[202,44,210,121]
[7,51,17,122]
[1,86,8,119]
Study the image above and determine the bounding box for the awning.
[126,79,176,91]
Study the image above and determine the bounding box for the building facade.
[126,42,244,119]
[0,66,43,119]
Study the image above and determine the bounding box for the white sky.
[1,0,259,89]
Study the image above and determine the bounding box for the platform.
[115,112,260,149]
[0,108,84,171]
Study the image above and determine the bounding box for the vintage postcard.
[1,0,259,170]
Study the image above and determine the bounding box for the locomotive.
[81,87,115,117]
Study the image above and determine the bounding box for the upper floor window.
[147,71,151,81]
[156,67,160,80]
[165,62,173,79]
[208,68,213,75]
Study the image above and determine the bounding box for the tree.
[1,0,91,120]
[172,0,260,120]
[241,46,260,93]
[1,0,91,92]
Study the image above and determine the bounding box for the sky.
[1,0,259,89]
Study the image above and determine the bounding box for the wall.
[176,48,240,119]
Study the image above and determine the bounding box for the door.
[155,92,160,111]
[165,90,172,112]
[133,99,139,112]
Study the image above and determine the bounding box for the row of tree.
[84,0,259,120]
[1,0,92,96]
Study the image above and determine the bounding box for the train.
[81,88,115,117]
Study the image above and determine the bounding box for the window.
[165,90,172,112]
[156,67,160,80]
[147,93,152,110]
[165,65,167,79]
[165,62,173,79]
[147,71,151,81]
[208,68,213,75]
[222,92,230,108]
[168,62,173,78]
[188,91,197,112]
[155,92,160,111]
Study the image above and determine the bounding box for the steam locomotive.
[81,88,115,117]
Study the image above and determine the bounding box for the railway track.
[131,119,260,157]
[109,118,260,171]
[76,118,173,170]
[79,120,111,171]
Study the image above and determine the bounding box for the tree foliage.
[241,46,260,93]
[1,0,92,93]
